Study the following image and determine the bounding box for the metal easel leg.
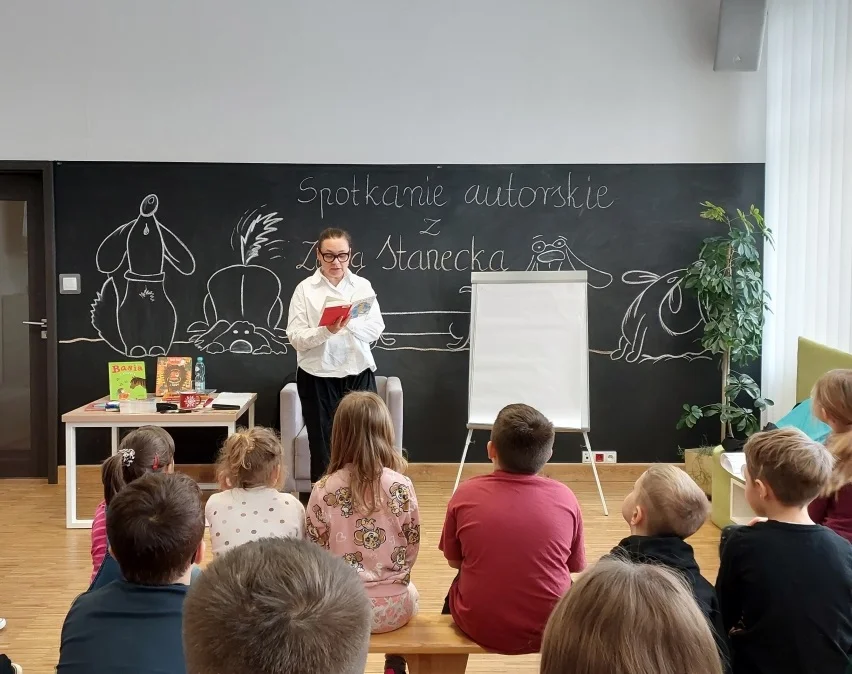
[584,432,608,516]
[453,429,474,494]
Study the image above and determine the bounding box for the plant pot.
[683,447,715,496]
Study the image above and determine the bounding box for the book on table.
[155,356,193,399]
[212,393,253,410]
[318,294,376,327]
[108,362,147,401]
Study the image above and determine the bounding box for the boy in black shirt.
[612,464,729,671]
[58,472,205,674]
[716,427,852,674]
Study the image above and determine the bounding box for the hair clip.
[152,455,160,471]
[120,448,135,467]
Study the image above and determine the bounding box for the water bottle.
[194,357,206,392]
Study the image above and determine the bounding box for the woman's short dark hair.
[317,228,352,249]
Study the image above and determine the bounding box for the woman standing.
[286,228,385,484]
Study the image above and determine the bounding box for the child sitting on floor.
[612,464,729,670]
[90,426,175,582]
[59,472,205,674]
[808,369,852,543]
[540,557,724,674]
[206,426,304,555]
[306,391,419,674]
[716,427,852,674]
[183,537,372,674]
[439,403,586,655]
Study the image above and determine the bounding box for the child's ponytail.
[812,369,852,496]
[216,427,284,490]
[823,430,852,496]
[102,452,128,504]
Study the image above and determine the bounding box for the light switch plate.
[59,274,81,294]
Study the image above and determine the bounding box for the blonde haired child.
[540,556,723,674]
[306,392,419,674]
[90,426,175,582]
[614,464,728,670]
[809,368,852,542]
[206,426,305,556]
[716,428,852,674]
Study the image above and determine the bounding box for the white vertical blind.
[763,0,852,420]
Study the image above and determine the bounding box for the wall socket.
[581,451,617,464]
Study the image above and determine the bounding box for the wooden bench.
[369,614,485,673]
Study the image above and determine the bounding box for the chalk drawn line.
[91,194,196,358]
[609,268,709,364]
[187,209,289,355]
[526,235,613,289]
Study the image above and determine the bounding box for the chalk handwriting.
[464,172,614,211]
[376,235,508,272]
[298,175,447,219]
[420,218,442,236]
[296,240,366,273]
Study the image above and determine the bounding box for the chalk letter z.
[420,218,441,236]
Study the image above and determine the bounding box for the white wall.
[0,0,765,164]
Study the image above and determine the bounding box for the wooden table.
[61,394,257,529]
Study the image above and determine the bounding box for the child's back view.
[183,537,372,674]
[439,403,586,655]
[613,464,728,669]
[59,472,206,674]
[90,426,175,584]
[206,426,304,555]
[306,392,420,635]
[808,369,852,543]
[716,427,852,674]
[540,557,723,674]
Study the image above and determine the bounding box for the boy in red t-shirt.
[438,403,586,655]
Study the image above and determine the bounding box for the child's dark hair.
[101,426,175,505]
[216,426,284,490]
[107,472,204,585]
[490,403,555,474]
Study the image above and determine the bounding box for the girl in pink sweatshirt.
[307,391,419,672]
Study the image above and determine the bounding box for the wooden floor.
[0,463,721,673]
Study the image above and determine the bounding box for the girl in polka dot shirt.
[206,426,305,556]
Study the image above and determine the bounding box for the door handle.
[22,319,47,327]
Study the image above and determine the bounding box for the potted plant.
[677,202,774,494]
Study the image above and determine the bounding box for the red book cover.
[319,303,352,327]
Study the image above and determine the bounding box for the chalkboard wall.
[55,162,764,465]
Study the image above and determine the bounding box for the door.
[0,173,49,477]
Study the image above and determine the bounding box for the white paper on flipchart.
[468,277,588,430]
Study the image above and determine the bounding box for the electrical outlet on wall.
[582,451,617,463]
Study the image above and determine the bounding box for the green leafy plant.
[677,202,774,441]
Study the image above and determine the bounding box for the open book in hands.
[318,294,377,327]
